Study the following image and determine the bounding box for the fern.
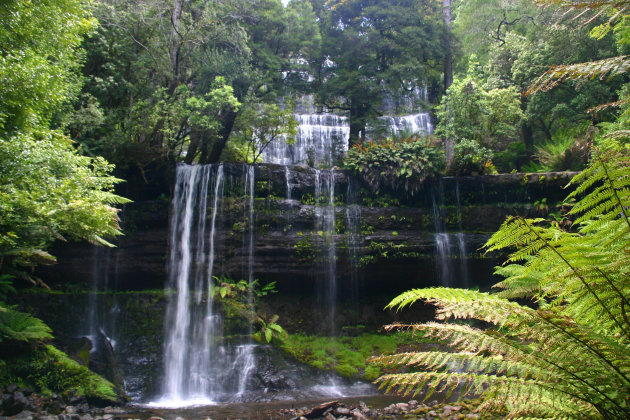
[526,56,630,95]
[0,305,52,343]
[373,139,630,417]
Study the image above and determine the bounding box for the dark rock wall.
[38,166,576,298]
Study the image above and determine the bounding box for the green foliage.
[0,306,52,343]
[294,235,317,264]
[1,344,117,401]
[212,276,277,299]
[279,332,425,380]
[435,66,524,151]
[372,139,630,418]
[360,191,400,208]
[0,0,128,276]
[253,314,288,344]
[449,139,497,176]
[0,0,96,131]
[228,102,297,163]
[527,55,630,96]
[493,142,529,173]
[359,241,420,267]
[315,0,445,142]
[525,135,591,173]
[0,129,129,272]
[343,136,445,193]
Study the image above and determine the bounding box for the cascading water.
[345,179,362,302]
[285,166,292,201]
[432,179,470,287]
[154,163,262,407]
[314,169,337,335]
[262,103,433,168]
[455,179,469,287]
[262,114,350,167]
[159,164,218,406]
[381,113,433,137]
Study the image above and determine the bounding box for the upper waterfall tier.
[262,114,350,167]
[261,112,433,167]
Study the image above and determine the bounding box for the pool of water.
[125,394,407,420]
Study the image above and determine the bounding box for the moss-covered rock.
[278,332,433,381]
[0,343,118,404]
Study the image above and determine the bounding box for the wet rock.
[351,408,367,419]
[64,406,78,415]
[358,401,369,413]
[37,416,59,420]
[2,391,27,416]
[334,407,352,416]
[395,402,409,411]
[102,406,125,415]
[302,401,338,419]
[44,398,65,415]
[7,384,19,393]
[12,409,34,419]
[148,417,164,420]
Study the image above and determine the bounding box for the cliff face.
[38,164,576,301]
[26,165,577,400]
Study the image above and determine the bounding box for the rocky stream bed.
[1,384,498,420]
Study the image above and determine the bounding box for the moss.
[335,363,359,377]
[279,332,431,380]
[362,364,381,381]
[1,344,117,402]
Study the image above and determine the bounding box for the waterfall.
[382,112,433,137]
[455,179,469,287]
[160,164,217,405]
[285,166,292,201]
[314,169,337,334]
[345,179,362,302]
[432,179,470,287]
[261,108,433,168]
[86,244,123,347]
[154,163,263,406]
[262,114,350,167]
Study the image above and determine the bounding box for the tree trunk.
[522,122,534,154]
[206,109,239,163]
[170,0,184,80]
[349,101,367,146]
[443,0,453,93]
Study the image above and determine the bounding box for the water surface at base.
[131,394,405,420]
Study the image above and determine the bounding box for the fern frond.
[375,371,598,418]
[493,262,543,299]
[526,56,630,95]
[0,305,52,342]
[386,288,532,327]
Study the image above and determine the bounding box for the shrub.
[343,135,445,193]
[524,129,591,172]
[449,139,496,175]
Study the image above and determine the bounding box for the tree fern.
[373,141,630,417]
